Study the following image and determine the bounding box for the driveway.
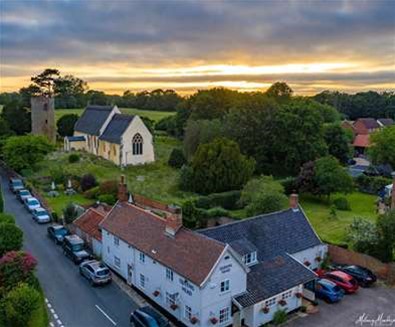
[1,173,139,327]
[288,285,395,327]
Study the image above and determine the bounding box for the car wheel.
[90,279,95,287]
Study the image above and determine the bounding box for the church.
[64,105,155,166]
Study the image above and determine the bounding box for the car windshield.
[37,211,48,216]
[96,269,109,276]
[20,190,30,195]
[72,243,84,252]
[55,228,67,236]
[14,181,23,187]
[333,285,342,292]
[29,199,39,206]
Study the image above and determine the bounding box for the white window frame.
[140,274,145,288]
[282,290,293,300]
[265,297,276,307]
[243,251,257,265]
[219,307,230,324]
[114,256,121,268]
[166,268,174,281]
[220,279,230,293]
[139,252,145,263]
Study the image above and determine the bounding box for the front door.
[127,264,133,285]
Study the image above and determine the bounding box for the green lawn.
[46,193,94,216]
[300,192,378,245]
[55,108,175,122]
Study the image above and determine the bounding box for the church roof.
[74,105,114,136]
[99,114,135,144]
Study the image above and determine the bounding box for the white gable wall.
[291,244,328,270]
[120,116,155,166]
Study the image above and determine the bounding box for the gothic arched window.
[132,133,143,155]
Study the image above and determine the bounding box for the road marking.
[50,308,55,314]
[56,319,62,325]
[50,323,55,327]
[54,314,58,319]
[95,305,117,326]
[47,303,52,308]
[45,298,49,303]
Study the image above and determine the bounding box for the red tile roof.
[353,134,370,148]
[100,202,226,286]
[74,208,106,241]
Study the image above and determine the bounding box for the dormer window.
[243,251,257,266]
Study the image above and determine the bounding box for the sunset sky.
[1,0,394,95]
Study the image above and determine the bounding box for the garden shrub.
[355,175,391,194]
[51,212,58,222]
[83,186,100,199]
[280,176,298,195]
[80,174,97,192]
[179,165,194,191]
[50,167,66,184]
[63,203,79,224]
[273,309,288,325]
[333,197,351,211]
[3,283,40,327]
[168,148,187,168]
[98,194,116,205]
[98,180,118,197]
[206,207,229,218]
[0,213,15,225]
[68,153,80,163]
[195,190,242,210]
[0,224,23,257]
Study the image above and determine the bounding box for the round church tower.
[31,96,56,143]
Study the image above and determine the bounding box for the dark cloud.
[1,0,394,92]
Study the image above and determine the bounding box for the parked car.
[32,208,51,224]
[315,278,344,303]
[17,189,32,203]
[23,197,41,212]
[332,264,377,287]
[62,234,91,264]
[79,260,111,286]
[47,224,69,244]
[323,271,359,294]
[9,178,24,193]
[130,306,170,327]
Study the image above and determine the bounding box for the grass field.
[55,108,175,122]
[300,192,377,245]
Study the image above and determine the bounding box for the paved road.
[288,285,395,327]
[1,173,139,327]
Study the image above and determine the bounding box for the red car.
[322,271,359,294]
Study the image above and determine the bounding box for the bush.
[280,177,298,195]
[98,194,116,205]
[68,153,80,163]
[0,213,15,224]
[195,190,242,210]
[51,212,58,222]
[80,174,97,192]
[0,185,3,213]
[333,197,351,211]
[179,165,194,191]
[57,114,79,137]
[0,224,23,256]
[83,186,100,199]
[273,309,288,325]
[355,175,391,194]
[63,203,79,224]
[50,167,66,185]
[205,207,229,218]
[168,148,187,168]
[98,180,118,197]
[3,283,40,327]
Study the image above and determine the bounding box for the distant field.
[55,108,175,122]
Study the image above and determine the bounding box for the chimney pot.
[290,193,299,211]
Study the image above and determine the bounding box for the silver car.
[24,197,41,212]
[32,207,51,224]
[79,260,111,286]
[17,189,32,203]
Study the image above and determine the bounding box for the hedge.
[194,190,241,210]
[355,175,391,195]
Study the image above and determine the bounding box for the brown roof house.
[353,118,380,135]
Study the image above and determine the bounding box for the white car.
[24,197,41,212]
[32,207,51,224]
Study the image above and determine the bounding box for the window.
[139,274,145,288]
[166,292,177,306]
[219,307,230,324]
[114,236,119,246]
[265,297,276,307]
[220,280,230,293]
[166,268,174,281]
[114,256,120,268]
[132,133,143,155]
[184,305,192,320]
[282,290,292,300]
[139,252,145,263]
[243,251,257,265]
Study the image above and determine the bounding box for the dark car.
[9,178,24,193]
[79,260,111,286]
[47,224,69,244]
[62,234,91,264]
[315,278,344,303]
[130,306,170,327]
[334,264,377,287]
[323,271,359,294]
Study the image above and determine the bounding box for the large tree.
[369,126,395,168]
[323,123,352,164]
[0,100,31,135]
[189,138,255,194]
[30,68,61,96]
[56,114,79,137]
[265,82,293,102]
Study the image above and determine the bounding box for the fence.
[328,244,395,285]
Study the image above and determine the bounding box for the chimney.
[117,175,128,202]
[289,193,299,211]
[165,204,182,236]
[392,172,395,210]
